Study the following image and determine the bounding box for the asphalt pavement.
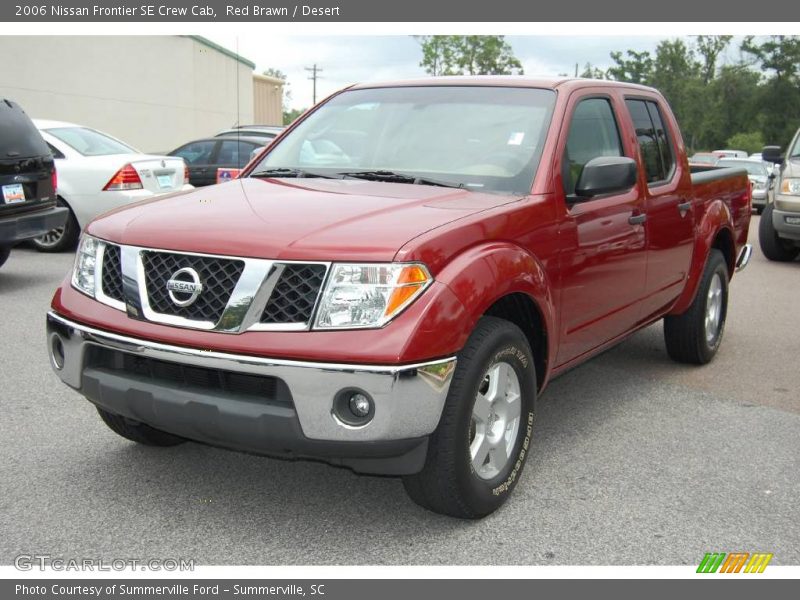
[1,216,798,565]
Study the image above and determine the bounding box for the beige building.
[0,36,283,153]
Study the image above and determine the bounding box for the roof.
[180,135,269,145]
[186,36,256,70]
[350,75,659,94]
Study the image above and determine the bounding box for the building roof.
[187,36,256,70]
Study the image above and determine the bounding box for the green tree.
[417,35,524,76]
[282,107,306,126]
[579,62,607,79]
[695,35,733,84]
[726,132,765,154]
[607,50,654,84]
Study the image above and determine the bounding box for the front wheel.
[664,249,729,365]
[759,203,800,262]
[402,316,537,519]
[0,246,10,268]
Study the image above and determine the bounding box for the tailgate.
[130,157,185,194]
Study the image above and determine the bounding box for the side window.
[217,140,244,166]
[47,143,65,160]
[626,99,675,184]
[173,141,215,165]
[563,98,623,195]
[646,102,675,180]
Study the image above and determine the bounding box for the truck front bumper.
[772,205,800,242]
[46,312,457,475]
[0,206,68,245]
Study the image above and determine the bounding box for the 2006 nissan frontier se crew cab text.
[47,77,753,518]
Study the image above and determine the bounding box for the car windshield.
[719,160,768,176]
[251,86,557,195]
[46,127,136,156]
[789,134,800,158]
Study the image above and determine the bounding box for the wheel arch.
[433,242,557,390]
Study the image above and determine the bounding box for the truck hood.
[87,177,519,261]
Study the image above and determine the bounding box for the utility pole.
[305,64,323,105]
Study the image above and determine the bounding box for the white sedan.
[32,120,193,252]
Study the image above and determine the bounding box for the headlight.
[780,178,800,195]
[314,263,432,329]
[72,235,99,297]
[753,179,767,190]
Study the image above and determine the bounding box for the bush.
[725,132,765,155]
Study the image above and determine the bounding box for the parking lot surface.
[1,215,798,565]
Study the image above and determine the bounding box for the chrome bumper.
[46,312,456,444]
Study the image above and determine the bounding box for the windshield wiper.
[249,168,338,179]
[339,170,464,189]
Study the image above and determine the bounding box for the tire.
[759,203,800,262]
[402,316,537,519]
[31,200,80,253]
[755,205,764,215]
[96,407,186,447]
[663,249,728,365]
[0,245,10,268]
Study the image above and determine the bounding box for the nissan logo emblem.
[166,267,203,307]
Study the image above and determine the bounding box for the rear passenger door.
[556,94,647,366]
[624,98,694,319]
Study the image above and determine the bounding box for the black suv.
[1,99,67,268]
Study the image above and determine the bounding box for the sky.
[205,35,747,111]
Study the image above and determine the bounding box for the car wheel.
[0,245,10,268]
[755,205,764,215]
[664,249,729,365]
[402,316,537,519]
[31,200,80,253]
[759,203,800,262]
[96,407,186,446]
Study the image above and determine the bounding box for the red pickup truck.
[47,77,752,518]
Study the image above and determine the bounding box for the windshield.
[46,127,136,156]
[719,160,768,176]
[789,132,800,158]
[251,86,557,195]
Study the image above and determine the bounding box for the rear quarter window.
[625,99,676,184]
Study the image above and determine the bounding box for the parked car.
[168,135,267,187]
[760,140,800,261]
[717,157,775,214]
[32,120,192,252]
[689,152,719,167]
[713,149,748,159]
[47,77,752,518]
[0,100,67,267]
[214,125,284,141]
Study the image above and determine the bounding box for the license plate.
[156,175,174,189]
[786,216,800,225]
[2,183,26,204]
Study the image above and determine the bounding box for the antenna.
[305,64,323,105]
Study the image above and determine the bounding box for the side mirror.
[574,156,638,198]
[762,145,783,164]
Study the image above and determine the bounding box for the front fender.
[669,199,733,315]
[432,242,557,372]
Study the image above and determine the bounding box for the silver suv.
[760,136,800,262]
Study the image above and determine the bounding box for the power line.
[305,64,323,105]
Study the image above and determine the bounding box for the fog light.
[349,393,371,418]
[333,389,374,427]
[50,335,65,370]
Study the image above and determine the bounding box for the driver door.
[555,93,648,366]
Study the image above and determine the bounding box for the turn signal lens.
[780,177,800,195]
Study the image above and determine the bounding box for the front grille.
[142,251,244,323]
[261,263,327,324]
[86,346,293,408]
[101,244,124,302]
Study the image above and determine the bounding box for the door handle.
[677,200,692,213]
[628,213,647,225]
